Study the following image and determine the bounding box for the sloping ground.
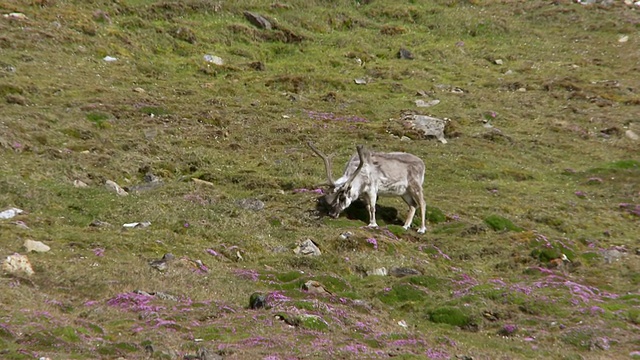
[0,0,639,359]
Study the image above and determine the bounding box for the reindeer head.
[308,142,367,218]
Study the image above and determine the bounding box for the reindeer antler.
[344,145,367,186]
[307,141,335,187]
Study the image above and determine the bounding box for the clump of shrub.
[427,306,475,329]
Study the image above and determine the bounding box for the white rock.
[203,55,224,65]
[73,180,88,188]
[294,239,321,256]
[2,253,34,276]
[366,267,388,276]
[103,56,117,62]
[123,221,151,228]
[24,240,50,253]
[354,78,367,85]
[414,99,440,108]
[618,35,629,43]
[626,130,639,141]
[105,180,128,196]
[0,208,24,219]
[495,59,503,65]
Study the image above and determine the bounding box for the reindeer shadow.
[316,197,401,226]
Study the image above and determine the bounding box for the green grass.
[1,0,639,358]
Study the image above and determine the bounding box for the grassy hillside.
[1,0,639,359]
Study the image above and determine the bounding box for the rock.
[354,78,367,85]
[105,180,128,196]
[626,130,639,141]
[389,267,422,277]
[122,221,151,228]
[2,253,34,276]
[294,239,321,256]
[197,347,224,360]
[73,179,88,188]
[6,94,27,105]
[3,13,28,20]
[494,59,503,65]
[415,99,440,108]
[236,198,265,211]
[203,55,224,66]
[303,280,332,295]
[149,253,175,271]
[192,178,215,187]
[243,11,272,30]
[402,114,449,144]
[103,56,117,62]
[601,248,625,264]
[89,219,111,227]
[23,240,50,253]
[132,87,145,93]
[249,292,267,309]
[0,207,24,220]
[248,61,265,71]
[366,267,388,276]
[11,221,30,230]
[397,48,414,60]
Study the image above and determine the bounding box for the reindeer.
[307,142,427,234]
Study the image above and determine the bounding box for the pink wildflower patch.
[366,238,378,250]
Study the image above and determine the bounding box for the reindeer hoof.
[402,225,410,230]
[366,224,379,229]
[417,228,426,234]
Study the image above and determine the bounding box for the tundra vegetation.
[0,0,639,359]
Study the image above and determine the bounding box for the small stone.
[354,78,367,85]
[203,55,224,66]
[494,59,503,65]
[618,35,629,43]
[236,198,265,211]
[294,239,321,256]
[6,94,27,105]
[132,87,145,93]
[626,130,639,141]
[103,56,117,62]
[73,179,89,188]
[517,87,527,92]
[249,292,267,309]
[3,13,28,20]
[414,99,440,108]
[389,267,422,277]
[24,240,50,253]
[398,48,414,60]
[105,180,128,196]
[366,267,388,276]
[0,207,24,220]
[243,11,272,30]
[2,253,34,276]
[123,221,151,228]
[89,219,111,227]
[303,280,332,295]
[149,253,175,271]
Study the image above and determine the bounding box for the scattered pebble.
[103,56,117,62]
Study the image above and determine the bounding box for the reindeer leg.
[366,192,379,228]
[401,193,417,230]
[417,189,427,234]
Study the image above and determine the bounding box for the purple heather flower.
[366,237,378,250]
[575,191,586,198]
